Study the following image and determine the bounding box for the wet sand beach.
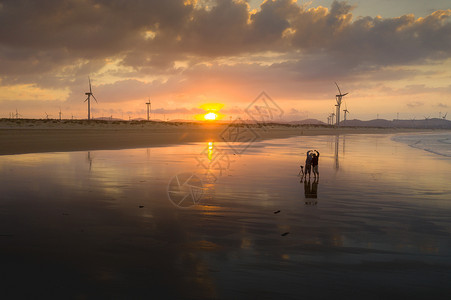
[0,119,421,155]
[1,131,451,299]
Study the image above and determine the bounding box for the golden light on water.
[207,141,213,160]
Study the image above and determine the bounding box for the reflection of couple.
[299,150,320,180]
[304,178,318,200]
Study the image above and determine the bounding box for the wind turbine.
[442,112,447,120]
[84,77,98,120]
[343,102,349,122]
[15,109,21,119]
[59,108,62,121]
[45,112,52,120]
[146,98,151,121]
[334,82,348,126]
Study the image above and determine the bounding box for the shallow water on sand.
[1,133,451,299]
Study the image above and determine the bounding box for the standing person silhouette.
[304,150,314,180]
[312,150,320,179]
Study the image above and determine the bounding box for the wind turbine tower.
[146,98,151,121]
[84,77,98,120]
[334,82,348,126]
[343,104,349,122]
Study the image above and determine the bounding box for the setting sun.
[204,112,217,120]
[195,103,225,121]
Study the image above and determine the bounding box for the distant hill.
[288,119,327,125]
[341,118,451,129]
[283,117,451,129]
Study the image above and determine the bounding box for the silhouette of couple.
[299,150,320,180]
[298,150,319,204]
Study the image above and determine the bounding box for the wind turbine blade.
[342,92,348,96]
[89,77,92,93]
[92,94,98,103]
[84,97,89,102]
[335,82,342,95]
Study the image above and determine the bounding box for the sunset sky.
[1,0,450,121]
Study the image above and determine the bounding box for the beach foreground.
[0,119,422,155]
[1,132,451,298]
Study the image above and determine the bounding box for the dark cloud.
[332,11,451,65]
[292,1,354,49]
[247,0,298,47]
[0,0,192,83]
[179,0,250,56]
[0,0,450,109]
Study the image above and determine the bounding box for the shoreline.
[0,119,441,155]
